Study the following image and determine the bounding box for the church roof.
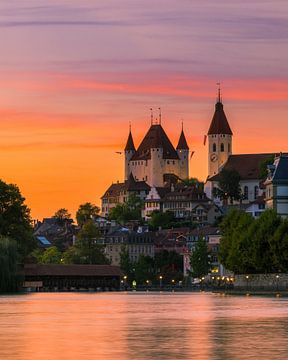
[176,129,189,150]
[131,124,179,161]
[124,130,136,151]
[208,101,233,135]
[209,153,276,181]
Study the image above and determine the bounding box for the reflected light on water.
[0,292,288,360]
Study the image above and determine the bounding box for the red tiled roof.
[209,153,276,181]
[208,101,233,135]
[176,129,189,150]
[131,124,179,160]
[24,264,122,277]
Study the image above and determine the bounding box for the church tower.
[124,126,135,180]
[176,125,189,180]
[207,89,233,177]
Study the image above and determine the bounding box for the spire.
[176,125,189,150]
[124,126,136,152]
[207,91,233,135]
[216,82,222,103]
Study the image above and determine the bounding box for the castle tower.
[176,125,189,180]
[124,127,136,180]
[207,89,233,177]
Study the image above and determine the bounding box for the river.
[0,292,288,359]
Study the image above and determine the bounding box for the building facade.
[124,121,189,187]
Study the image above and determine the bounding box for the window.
[254,185,259,199]
[244,186,248,200]
[213,143,216,152]
[228,143,231,152]
[220,143,224,152]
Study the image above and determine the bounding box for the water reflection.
[0,293,288,359]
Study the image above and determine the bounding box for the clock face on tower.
[210,153,218,162]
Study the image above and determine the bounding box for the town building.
[265,153,288,217]
[101,173,150,217]
[103,227,155,265]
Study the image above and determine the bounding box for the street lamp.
[276,274,280,292]
[159,275,163,288]
[246,275,249,291]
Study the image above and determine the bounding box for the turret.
[124,127,136,180]
[207,87,233,178]
[176,125,189,179]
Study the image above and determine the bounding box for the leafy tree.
[119,245,132,278]
[0,179,34,258]
[0,237,20,292]
[259,155,275,180]
[271,218,288,272]
[213,169,241,204]
[53,208,71,224]
[190,237,210,278]
[76,202,100,227]
[219,209,254,274]
[40,246,62,264]
[63,220,110,265]
[148,211,175,230]
[134,255,155,285]
[248,209,281,273]
[109,193,143,224]
[182,178,204,191]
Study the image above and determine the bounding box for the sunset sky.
[1,0,288,220]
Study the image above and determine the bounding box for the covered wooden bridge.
[23,264,122,291]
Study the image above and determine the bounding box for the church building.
[205,90,275,207]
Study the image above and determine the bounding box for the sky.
[0,0,288,220]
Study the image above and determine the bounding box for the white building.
[265,153,288,217]
[124,121,189,187]
[205,91,275,207]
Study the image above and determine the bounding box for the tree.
[63,220,110,265]
[53,208,71,224]
[190,237,210,278]
[271,218,288,272]
[0,237,20,292]
[76,202,100,227]
[109,193,143,224]
[248,209,281,273]
[119,245,132,278]
[134,255,155,285]
[148,211,175,230]
[40,246,62,264]
[182,178,204,191]
[259,155,275,180]
[213,169,241,203]
[0,179,34,258]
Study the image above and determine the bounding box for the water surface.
[0,292,288,359]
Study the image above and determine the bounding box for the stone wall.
[234,273,288,291]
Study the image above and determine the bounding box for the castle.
[101,91,288,218]
[124,120,189,187]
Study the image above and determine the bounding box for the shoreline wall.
[234,274,288,291]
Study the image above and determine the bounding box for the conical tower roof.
[176,129,189,150]
[208,101,233,135]
[124,130,136,151]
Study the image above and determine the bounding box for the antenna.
[216,82,221,103]
[129,121,131,132]
[158,107,162,125]
[150,108,153,125]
